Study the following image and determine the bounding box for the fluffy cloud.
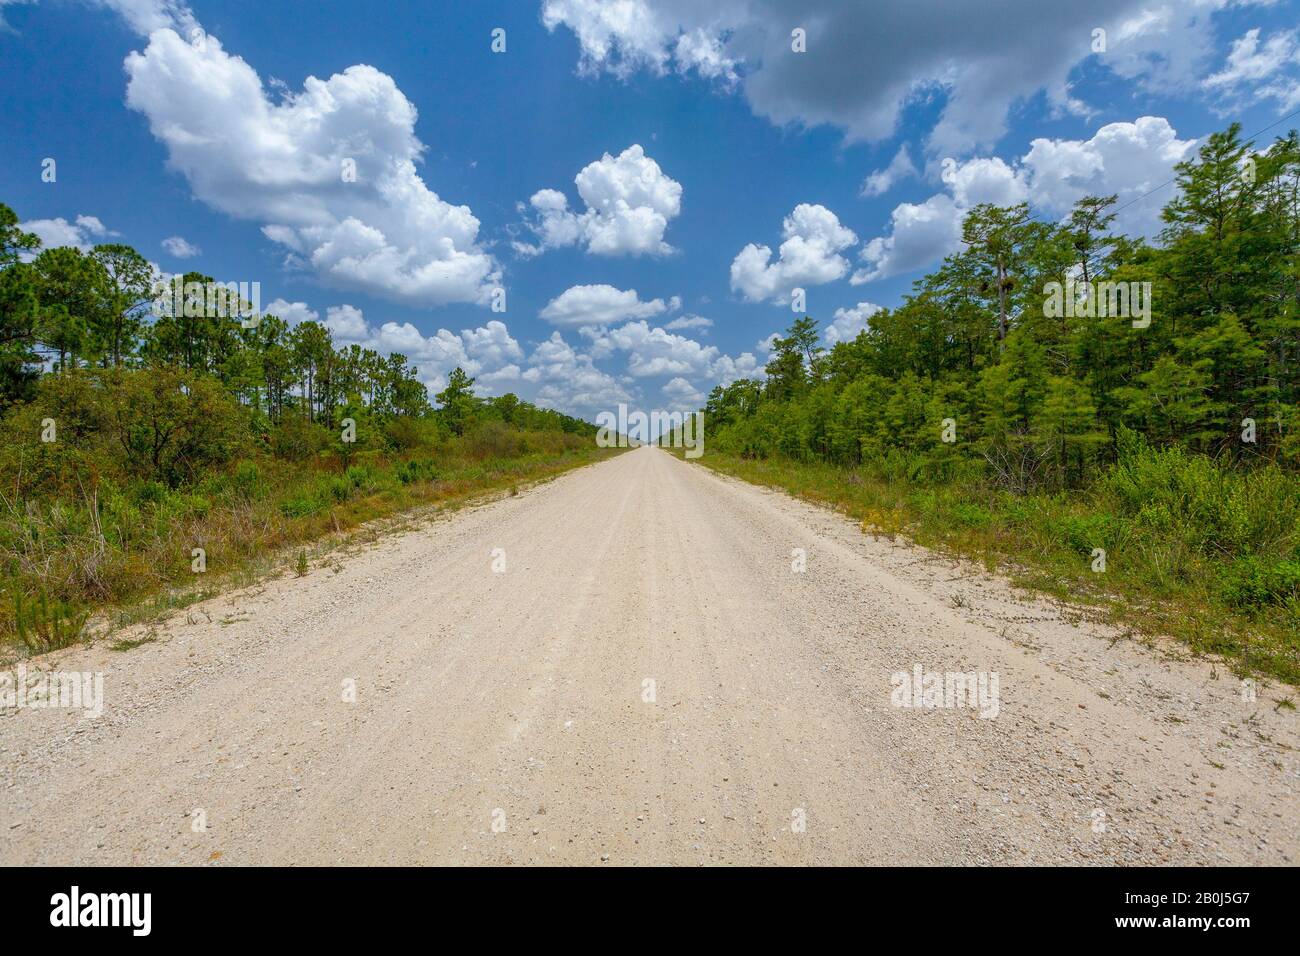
[541,0,744,81]
[264,298,320,326]
[855,117,1197,282]
[1020,115,1197,226]
[1204,28,1300,111]
[861,145,918,198]
[322,304,369,341]
[853,156,1026,282]
[514,145,682,257]
[665,314,712,331]
[945,156,1030,208]
[539,0,1234,156]
[853,194,962,284]
[730,204,858,303]
[539,284,671,326]
[462,319,526,368]
[662,376,704,406]
[709,350,764,386]
[123,28,499,308]
[583,319,719,377]
[22,214,113,252]
[673,28,739,83]
[825,302,882,345]
[162,235,201,259]
[577,319,761,393]
[522,331,634,417]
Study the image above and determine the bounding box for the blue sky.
[2,0,1298,419]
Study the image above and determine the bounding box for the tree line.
[704,124,1300,490]
[0,201,592,493]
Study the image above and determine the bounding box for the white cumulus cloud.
[522,331,634,417]
[162,235,201,259]
[730,203,858,304]
[264,298,320,326]
[514,144,682,257]
[123,28,500,308]
[21,214,113,252]
[855,117,1197,283]
[582,319,719,377]
[539,284,671,327]
[662,376,704,406]
[826,302,882,345]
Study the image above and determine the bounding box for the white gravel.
[0,445,1295,865]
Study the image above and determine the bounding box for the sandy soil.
[1,445,1296,865]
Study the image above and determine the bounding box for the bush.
[269,415,332,462]
[232,460,263,500]
[344,464,373,490]
[131,479,168,508]
[1052,512,1118,556]
[1099,437,1300,556]
[325,476,352,503]
[1221,556,1300,609]
[102,367,247,487]
[12,587,88,653]
[949,502,995,529]
[382,415,442,452]
[395,458,440,485]
[279,494,324,519]
[465,420,526,460]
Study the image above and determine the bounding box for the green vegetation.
[0,200,609,655]
[690,124,1300,683]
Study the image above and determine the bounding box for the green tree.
[90,243,153,367]
[31,246,111,371]
[1037,375,1107,487]
[0,204,42,405]
[1066,194,1118,288]
[436,366,477,436]
[103,366,247,486]
[960,202,1035,343]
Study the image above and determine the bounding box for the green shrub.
[1052,513,1117,556]
[949,503,995,529]
[465,420,526,460]
[232,460,263,500]
[270,416,332,462]
[12,588,88,653]
[1221,556,1300,609]
[1100,439,1300,556]
[344,465,373,490]
[279,494,324,519]
[324,476,350,502]
[395,458,440,485]
[131,480,168,507]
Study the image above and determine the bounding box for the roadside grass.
[1,434,621,660]
[680,448,1300,686]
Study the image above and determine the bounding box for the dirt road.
[2,446,1296,865]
